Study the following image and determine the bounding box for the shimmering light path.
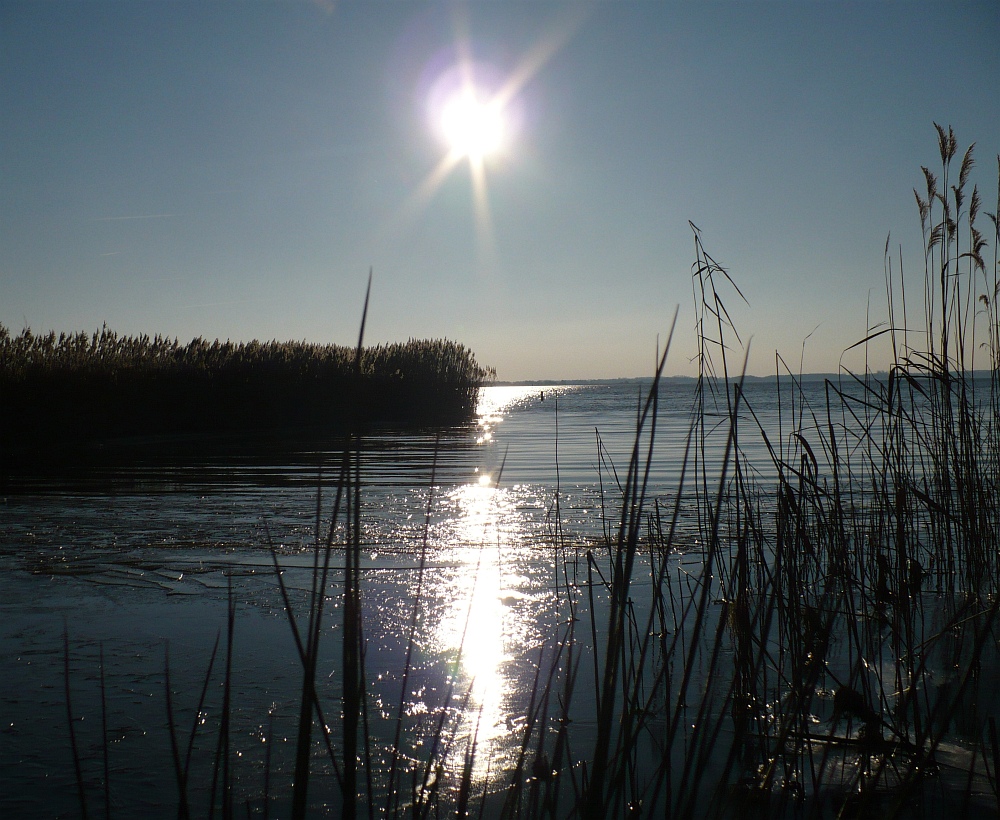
[0,378,791,814]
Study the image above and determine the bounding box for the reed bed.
[0,324,493,463]
[54,127,1000,818]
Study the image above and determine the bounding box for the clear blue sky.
[2,1,998,379]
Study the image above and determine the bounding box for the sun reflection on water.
[475,385,542,425]
[432,483,517,770]
[474,385,545,475]
[424,386,553,778]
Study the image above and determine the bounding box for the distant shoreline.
[497,373,844,387]
[493,370,997,387]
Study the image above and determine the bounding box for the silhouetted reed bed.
[53,127,1000,818]
[0,327,493,470]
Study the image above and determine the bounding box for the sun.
[440,90,504,161]
[390,8,591,251]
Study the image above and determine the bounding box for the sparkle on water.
[426,385,552,776]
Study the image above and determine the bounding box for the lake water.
[2,378,996,817]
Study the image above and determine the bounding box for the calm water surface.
[0,378,904,816]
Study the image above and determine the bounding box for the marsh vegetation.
[0,321,493,473]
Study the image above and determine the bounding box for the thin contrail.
[94,214,174,221]
[179,298,272,309]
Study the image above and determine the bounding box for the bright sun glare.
[392,6,590,258]
[440,91,504,161]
